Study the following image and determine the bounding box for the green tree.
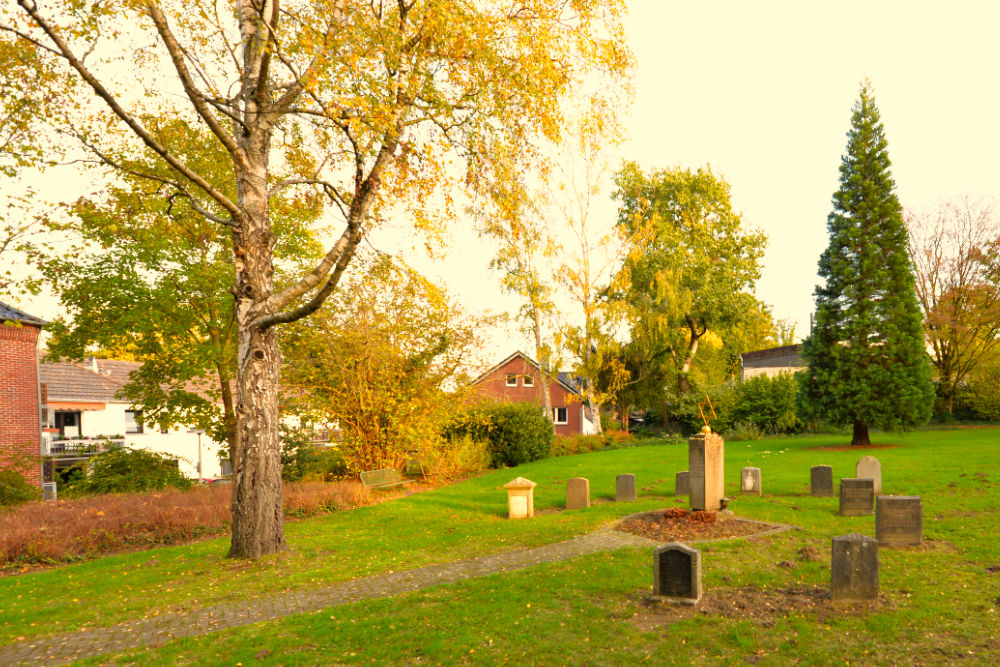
[800,82,933,445]
[613,163,767,400]
[4,0,630,558]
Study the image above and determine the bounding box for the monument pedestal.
[689,433,725,511]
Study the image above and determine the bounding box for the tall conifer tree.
[800,82,933,445]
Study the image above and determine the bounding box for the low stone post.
[504,477,537,519]
[675,471,690,496]
[616,474,636,502]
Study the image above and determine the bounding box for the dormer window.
[505,374,518,387]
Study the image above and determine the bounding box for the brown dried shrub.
[0,480,371,567]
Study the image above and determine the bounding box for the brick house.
[0,301,45,486]
[469,351,596,436]
[739,344,805,381]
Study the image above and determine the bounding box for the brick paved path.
[0,526,659,666]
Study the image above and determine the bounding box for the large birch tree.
[2,0,629,558]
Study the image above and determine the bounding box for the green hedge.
[444,402,553,468]
[62,447,193,496]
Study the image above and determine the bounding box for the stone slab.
[856,456,882,495]
[811,465,833,497]
[653,542,702,604]
[831,533,879,603]
[741,467,761,495]
[675,471,690,496]
[839,478,875,516]
[616,474,636,502]
[566,477,590,510]
[876,495,922,546]
[689,433,725,511]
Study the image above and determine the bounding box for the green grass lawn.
[4,427,1000,665]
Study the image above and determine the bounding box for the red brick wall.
[0,323,42,486]
[471,356,585,436]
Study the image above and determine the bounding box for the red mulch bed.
[616,507,776,542]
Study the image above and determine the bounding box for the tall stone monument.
[689,432,725,511]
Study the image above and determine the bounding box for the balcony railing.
[42,436,126,458]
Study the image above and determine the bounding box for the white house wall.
[79,403,224,479]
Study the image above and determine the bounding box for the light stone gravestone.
[675,471,690,496]
[876,495,922,546]
[504,477,536,519]
[856,456,882,495]
[741,467,761,496]
[566,477,590,510]
[689,433,725,511]
[839,478,875,516]
[811,465,834,497]
[42,482,57,501]
[831,533,879,604]
[653,543,702,604]
[616,474,636,502]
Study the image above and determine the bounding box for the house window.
[553,407,568,424]
[522,375,534,387]
[505,374,518,387]
[125,410,144,434]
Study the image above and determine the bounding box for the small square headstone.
[839,478,875,516]
[741,467,761,495]
[566,477,590,510]
[616,474,636,502]
[811,465,833,497]
[831,533,879,604]
[675,471,690,496]
[653,543,702,604]
[876,495,922,546]
[855,456,882,495]
[42,482,57,501]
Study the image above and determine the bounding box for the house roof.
[470,350,580,395]
[40,360,132,403]
[739,344,804,367]
[0,300,46,327]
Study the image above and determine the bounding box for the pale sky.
[9,1,1000,366]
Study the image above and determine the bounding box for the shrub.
[61,447,193,496]
[731,373,804,434]
[419,434,492,480]
[281,425,347,481]
[0,469,38,507]
[551,430,635,457]
[444,402,553,468]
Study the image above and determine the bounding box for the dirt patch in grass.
[630,584,885,632]
[614,508,784,543]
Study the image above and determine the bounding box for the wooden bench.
[359,468,412,490]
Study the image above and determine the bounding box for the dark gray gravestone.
[839,478,875,516]
[876,495,922,546]
[675,471,690,496]
[616,474,636,502]
[811,465,833,497]
[856,456,883,495]
[831,533,879,603]
[741,467,761,496]
[42,482,57,501]
[566,477,590,510]
[653,543,701,604]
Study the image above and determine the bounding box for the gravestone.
[741,467,761,496]
[831,533,879,603]
[675,471,690,496]
[616,474,637,502]
[876,495,922,546]
[689,433,725,511]
[839,478,875,516]
[855,456,882,495]
[811,465,833,497]
[566,477,590,510]
[653,543,702,604]
[42,482,57,501]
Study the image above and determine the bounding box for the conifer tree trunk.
[851,419,871,446]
